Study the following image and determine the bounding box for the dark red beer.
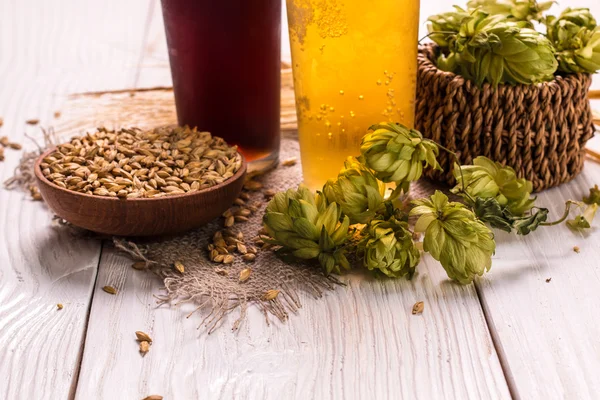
[161,0,281,167]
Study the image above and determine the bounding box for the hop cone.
[359,123,441,187]
[263,185,351,275]
[410,191,496,284]
[323,157,387,224]
[452,156,535,216]
[466,0,553,24]
[546,8,600,74]
[358,217,420,279]
[427,6,472,48]
[456,13,557,85]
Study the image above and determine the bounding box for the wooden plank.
[75,247,511,399]
[0,1,154,398]
[476,148,600,400]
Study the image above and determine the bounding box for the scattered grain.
[281,157,297,166]
[244,180,263,191]
[139,340,150,356]
[131,261,147,270]
[102,285,117,295]
[215,268,228,276]
[239,192,250,201]
[25,119,39,125]
[174,261,185,273]
[239,268,252,282]
[242,253,256,262]
[237,243,247,254]
[412,301,424,315]
[573,246,581,253]
[135,331,153,343]
[263,189,277,199]
[263,290,280,301]
[57,303,63,310]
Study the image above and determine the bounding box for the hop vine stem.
[418,31,458,44]
[539,200,581,226]
[428,140,475,203]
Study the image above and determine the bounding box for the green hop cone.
[457,12,557,86]
[452,156,535,216]
[359,123,441,188]
[427,6,472,48]
[466,0,554,24]
[410,191,496,284]
[583,185,600,205]
[546,9,600,74]
[323,157,388,224]
[547,8,597,36]
[567,203,598,230]
[358,217,420,279]
[263,185,351,275]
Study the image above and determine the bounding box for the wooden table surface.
[1,1,599,399]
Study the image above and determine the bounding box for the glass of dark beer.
[161,0,281,171]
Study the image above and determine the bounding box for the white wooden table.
[1,1,599,399]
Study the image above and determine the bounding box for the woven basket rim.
[418,43,592,91]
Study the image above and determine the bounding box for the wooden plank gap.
[475,282,520,400]
[68,241,106,400]
[133,0,158,89]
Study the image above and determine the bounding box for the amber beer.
[161,0,282,171]
[286,0,420,189]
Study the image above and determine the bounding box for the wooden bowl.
[34,148,247,237]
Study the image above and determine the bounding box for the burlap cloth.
[5,83,441,333]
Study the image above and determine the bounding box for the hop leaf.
[471,197,548,234]
[452,156,535,216]
[583,185,600,205]
[359,123,441,187]
[511,208,549,235]
[546,8,600,74]
[467,0,554,24]
[263,185,351,275]
[471,197,515,232]
[323,157,389,224]
[410,191,495,284]
[358,217,420,279]
[567,203,598,230]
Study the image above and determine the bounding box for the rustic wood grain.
[476,145,600,400]
[75,247,511,400]
[3,0,600,398]
[0,0,154,398]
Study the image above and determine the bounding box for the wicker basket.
[415,44,596,192]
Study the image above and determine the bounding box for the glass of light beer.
[286,0,420,189]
